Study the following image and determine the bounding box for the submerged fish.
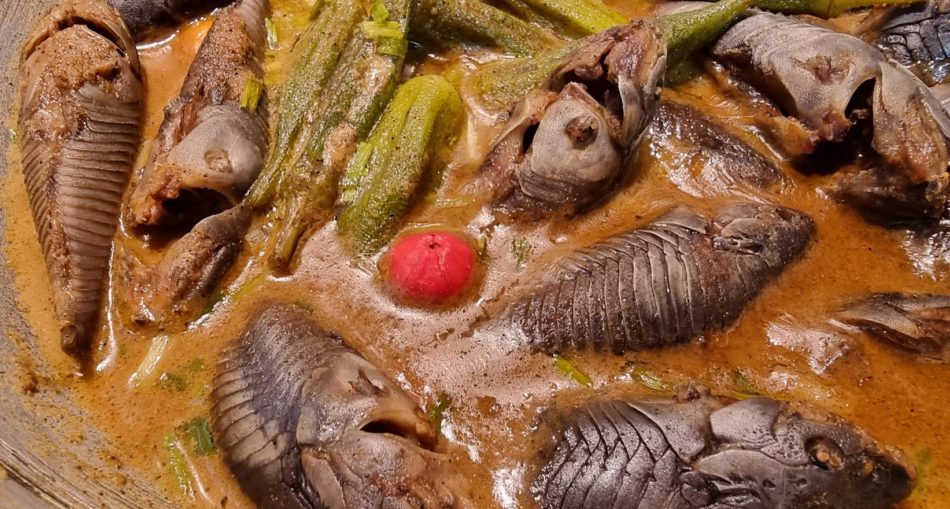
[877,0,950,87]
[481,21,666,219]
[211,305,474,509]
[126,0,268,229]
[533,391,914,509]
[837,293,950,360]
[19,0,143,355]
[713,13,950,222]
[142,205,250,325]
[649,100,789,197]
[504,203,813,354]
[108,0,232,40]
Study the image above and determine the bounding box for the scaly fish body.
[534,392,914,509]
[878,0,950,87]
[19,0,143,355]
[211,305,474,509]
[504,203,813,353]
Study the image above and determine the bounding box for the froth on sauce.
[3,1,948,507]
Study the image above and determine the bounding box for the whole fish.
[837,293,950,360]
[504,203,813,353]
[19,0,143,355]
[533,391,914,508]
[108,0,233,40]
[713,13,950,221]
[126,0,268,229]
[481,21,666,220]
[211,305,474,509]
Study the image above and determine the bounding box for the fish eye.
[807,437,845,470]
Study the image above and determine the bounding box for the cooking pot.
[0,1,175,506]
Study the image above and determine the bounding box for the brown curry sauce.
[3,1,948,507]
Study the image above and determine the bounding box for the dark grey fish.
[837,293,950,360]
[108,0,233,40]
[649,100,789,195]
[713,13,950,221]
[504,203,813,354]
[481,22,666,220]
[877,0,950,87]
[211,305,474,509]
[533,391,914,509]
[19,0,143,355]
[142,205,250,325]
[126,0,268,228]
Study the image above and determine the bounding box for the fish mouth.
[357,409,439,451]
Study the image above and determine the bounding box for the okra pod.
[495,0,627,36]
[467,44,574,111]
[659,0,757,68]
[411,0,560,54]
[470,0,752,110]
[247,0,362,207]
[263,0,410,269]
[757,0,922,17]
[471,0,883,111]
[338,75,464,256]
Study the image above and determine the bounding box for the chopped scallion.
[554,354,593,388]
[426,393,453,430]
[240,78,264,112]
[264,18,279,50]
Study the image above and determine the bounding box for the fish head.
[295,352,472,508]
[484,22,666,216]
[517,84,623,204]
[712,203,815,268]
[161,104,266,198]
[296,351,437,448]
[695,397,914,509]
[301,430,474,509]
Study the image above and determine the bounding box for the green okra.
[411,0,560,54]
[659,0,757,69]
[263,0,410,269]
[247,0,363,208]
[495,0,627,36]
[469,44,574,111]
[757,0,922,17]
[470,0,914,111]
[338,75,464,255]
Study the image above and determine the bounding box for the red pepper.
[386,231,476,303]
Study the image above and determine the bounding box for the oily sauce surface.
[3,1,949,507]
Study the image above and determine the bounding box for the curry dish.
[4,0,949,507]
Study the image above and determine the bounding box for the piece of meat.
[877,0,950,87]
[107,0,233,40]
[713,13,950,221]
[126,0,268,229]
[481,21,666,220]
[836,293,950,360]
[533,391,914,509]
[18,0,143,355]
[503,203,813,354]
[211,304,474,509]
[142,205,250,325]
[649,99,790,196]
